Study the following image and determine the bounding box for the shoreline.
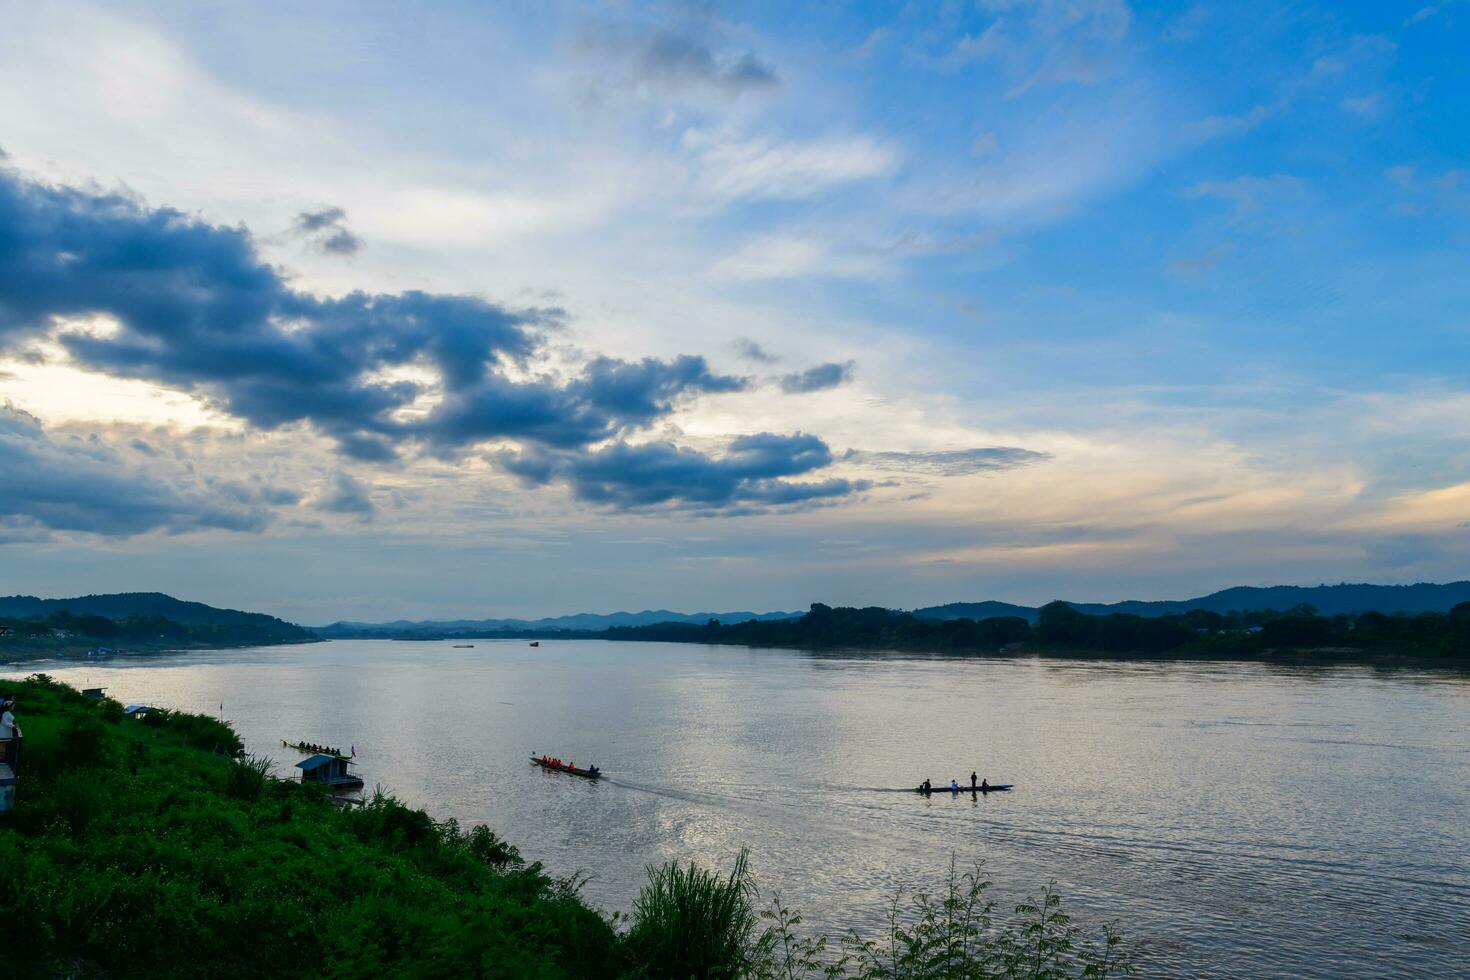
[0,635,323,668]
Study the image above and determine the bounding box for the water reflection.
[7,639,1470,978]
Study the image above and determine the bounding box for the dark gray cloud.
[498,432,867,511]
[779,360,854,393]
[855,447,1052,476]
[0,404,270,536]
[313,472,375,517]
[733,337,778,364]
[0,166,849,518]
[290,206,362,256]
[582,27,779,98]
[0,167,742,463]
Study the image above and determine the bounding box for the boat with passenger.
[283,740,353,760]
[530,755,600,779]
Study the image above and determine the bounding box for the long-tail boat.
[530,755,600,779]
[282,740,353,761]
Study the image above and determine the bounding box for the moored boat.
[283,740,353,760]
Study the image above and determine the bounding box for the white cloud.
[683,128,898,202]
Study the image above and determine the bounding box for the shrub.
[625,849,761,979]
[224,754,273,801]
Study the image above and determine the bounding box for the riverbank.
[0,635,323,666]
[3,674,1133,979]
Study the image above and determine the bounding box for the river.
[7,639,1469,977]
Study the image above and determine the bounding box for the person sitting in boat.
[920,778,932,793]
[980,778,989,790]
[950,779,960,792]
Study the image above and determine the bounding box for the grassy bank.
[2,677,1133,978]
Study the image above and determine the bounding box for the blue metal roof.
[122,704,151,714]
[295,754,339,770]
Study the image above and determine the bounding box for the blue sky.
[0,0,1467,622]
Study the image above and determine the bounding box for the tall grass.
[625,848,762,979]
[223,753,273,801]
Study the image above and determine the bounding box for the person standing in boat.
[0,695,18,768]
[970,771,978,791]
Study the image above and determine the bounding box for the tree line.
[0,610,316,648]
[601,600,1470,659]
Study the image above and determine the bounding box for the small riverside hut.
[121,704,153,720]
[81,687,106,700]
[295,753,363,790]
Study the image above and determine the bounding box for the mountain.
[912,582,1470,623]
[0,591,311,641]
[908,601,1040,623]
[314,608,803,637]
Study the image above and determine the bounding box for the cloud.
[854,447,1052,476]
[732,337,778,364]
[779,361,854,393]
[939,0,1133,93]
[497,432,867,512]
[287,206,363,256]
[1340,92,1385,119]
[577,27,779,100]
[684,128,898,202]
[410,355,746,453]
[0,403,269,537]
[313,471,375,517]
[1183,174,1305,220]
[1186,36,1397,143]
[712,234,886,281]
[0,166,745,463]
[1404,1,1465,26]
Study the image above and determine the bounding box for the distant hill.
[913,582,1470,623]
[314,608,803,637]
[909,601,1040,623]
[0,591,312,642]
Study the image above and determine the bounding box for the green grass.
[1,676,1133,979]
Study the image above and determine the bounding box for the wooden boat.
[282,740,353,760]
[529,641,540,647]
[530,756,600,779]
[916,783,1012,794]
[453,644,474,648]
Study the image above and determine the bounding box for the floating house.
[121,704,153,720]
[295,753,364,790]
[81,687,106,700]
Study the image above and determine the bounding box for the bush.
[224,754,273,801]
[625,849,761,979]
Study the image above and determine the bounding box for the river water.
[7,639,1469,977]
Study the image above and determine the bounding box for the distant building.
[121,704,153,720]
[81,687,106,699]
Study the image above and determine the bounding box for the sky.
[1,0,1468,624]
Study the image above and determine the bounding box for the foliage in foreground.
[1,676,1132,979]
[627,851,1131,980]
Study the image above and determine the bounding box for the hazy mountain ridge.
[313,609,804,636]
[912,582,1470,623]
